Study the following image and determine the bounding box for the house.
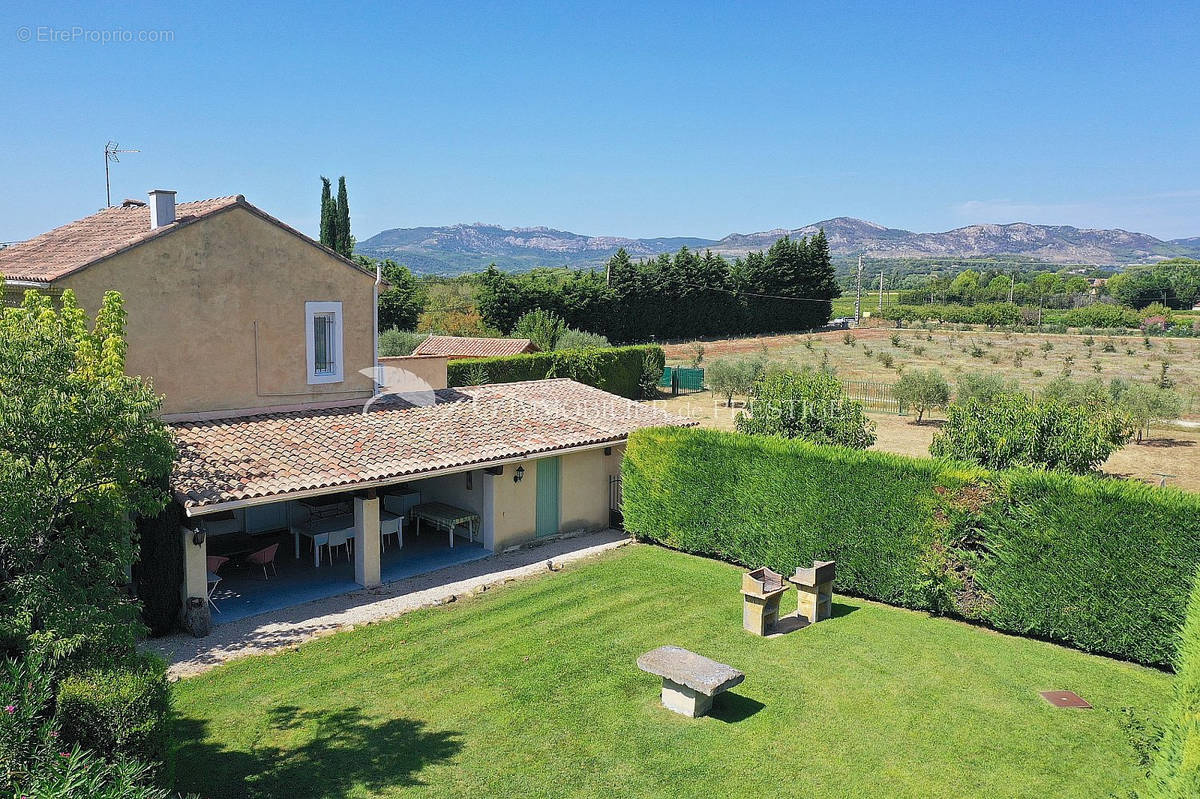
[0,192,380,416]
[2,190,690,632]
[412,334,539,358]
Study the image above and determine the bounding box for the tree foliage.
[0,289,174,659]
[371,258,426,331]
[706,356,766,407]
[930,394,1131,474]
[891,369,950,422]
[511,309,566,352]
[736,370,876,449]
[475,233,838,343]
[318,176,335,250]
[335,176,352,257]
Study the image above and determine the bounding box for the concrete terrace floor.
[209,531,490,625]
[150,529,630,678]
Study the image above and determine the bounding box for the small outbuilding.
[412,335,538,359]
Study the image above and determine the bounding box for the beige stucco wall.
[378,355,449,391]
[490,459,538,551]
[58,206,377,415]
[489,446,617,551]
[559,448,615,532]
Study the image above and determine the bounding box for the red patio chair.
[246,543,279,579]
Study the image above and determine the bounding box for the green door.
[535,456,560,538]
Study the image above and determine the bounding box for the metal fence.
[659,367,705,395]
[841,379,902,413]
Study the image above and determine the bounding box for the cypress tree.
[319,177,335,249]
[335,176,352,257]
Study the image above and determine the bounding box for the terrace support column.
[354,495,381,588]
[181,525,208,604]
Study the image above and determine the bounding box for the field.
[172,544,1170,799]
[656,327,1200,491]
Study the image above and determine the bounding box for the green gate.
[659,367,705,395]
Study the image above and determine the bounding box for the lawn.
[172,545,1171,798]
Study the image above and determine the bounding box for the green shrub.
[622,426,1200,665]
[1058,303,1141,329]
[555,328,610,350]
[953,373,1018,406]
[1143,566,1200,797]
[446,345,664,400]
[931,394,1131,474]
[378,328,427,357]
[736,370,876,449]
[55,655,171,771]
[512,309,566,352]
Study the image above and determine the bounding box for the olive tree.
[706,356,766,407]
[891,369,950,422]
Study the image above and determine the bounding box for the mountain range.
[356,218,1200,275]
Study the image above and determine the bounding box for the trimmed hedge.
[55,654,171,771]
[447,345,665,400]
[1143,566,1200,797]
[622,426,1200,666]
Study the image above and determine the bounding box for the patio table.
[410,502,480,548]
[291,510,405,566]
[291,513,355,568]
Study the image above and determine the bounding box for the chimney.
[148,189,177,229]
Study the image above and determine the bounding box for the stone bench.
[637,645,745,718]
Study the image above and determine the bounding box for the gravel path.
[148,529,631,679]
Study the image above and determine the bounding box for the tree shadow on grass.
[173,705,461,799]
[708,691,765,723]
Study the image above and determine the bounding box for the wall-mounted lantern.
[192,527,206,546]
[514,465,525,483]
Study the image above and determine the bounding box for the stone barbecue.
[790,560,836,623]
[741,567,789,636]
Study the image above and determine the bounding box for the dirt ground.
[648,390,1200,493]
[662,328,1200,418]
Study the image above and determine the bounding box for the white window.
[305,301,343,384]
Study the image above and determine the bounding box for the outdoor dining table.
[410,502,480,548]
[291,510,403,567]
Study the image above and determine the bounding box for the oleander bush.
[623,425,1200,665]
[446,345,664,399]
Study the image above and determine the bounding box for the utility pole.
[853,254,864,322]
[1008,272,1015,303]
[103,141,139,207]
[878,270,884,313]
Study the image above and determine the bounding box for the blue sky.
[1,0,1197,243]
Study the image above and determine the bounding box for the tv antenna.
[104,141,140,207]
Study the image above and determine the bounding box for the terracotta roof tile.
[170,378,693,511]
[412,335,538,358]
[0,197,243,282]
